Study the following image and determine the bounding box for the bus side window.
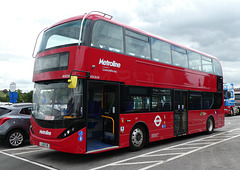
[189,92,202,110]
[125,30,150,60]
[213,59,222,76]
[172,45,188,68]
[91,20,124,53]
[202,56,213,73]
[188,51,202,71]
[151,38,171,64]
[152,88,172,112]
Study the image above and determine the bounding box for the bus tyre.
[129,125,146,151]
[206,117,214,134]
[7,129,26,148]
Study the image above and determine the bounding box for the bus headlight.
[57,124,84,138]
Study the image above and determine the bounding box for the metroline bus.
[30,11,224,154]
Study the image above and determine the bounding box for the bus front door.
[87,81,119,153]
[174,90,188,136]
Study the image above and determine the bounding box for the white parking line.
[117,161,161,166]
[1,145,41,152]
[13,148,49,155]
[142,153,182,157]
[91,128,240,170]
[0,149,57,170]
[167,146,198,150]
[141,133,240,170]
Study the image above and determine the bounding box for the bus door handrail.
[70,70,90,78]
[101,115,114,134]
[78,11,113,47]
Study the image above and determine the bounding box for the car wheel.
[129,125,146,151]
[7,130,26,148]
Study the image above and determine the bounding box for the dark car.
[0,103,32,147]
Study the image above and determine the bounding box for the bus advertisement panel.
[30,11,224,154]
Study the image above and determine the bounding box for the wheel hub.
[132,128,143,147]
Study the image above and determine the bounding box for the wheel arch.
[6,127,28,140]
[130,121,150,145]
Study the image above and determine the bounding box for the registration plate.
[39,142,50,148]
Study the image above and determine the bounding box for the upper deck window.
[126,30,149,41]
[213,59,222,76]
[202,56,213,73]
[125,30,150,60]
[38,20,82,52]
[188,50,202,71]
[172,45,188,68]
[90,20,221,77]
[91,20,124,53]
[151,38,171,64]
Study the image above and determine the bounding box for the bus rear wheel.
[129,125,146,151]
[206,117,214,134]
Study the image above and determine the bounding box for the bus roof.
[48,12,219,62]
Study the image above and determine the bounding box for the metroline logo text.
[99,58,121,68]
[39,130,51,136]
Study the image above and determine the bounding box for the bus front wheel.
[129,125,146,151]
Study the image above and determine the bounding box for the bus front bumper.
[30,127,86,154]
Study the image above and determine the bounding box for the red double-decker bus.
[30,11,224,154]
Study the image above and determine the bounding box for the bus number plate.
[39,142,50,148]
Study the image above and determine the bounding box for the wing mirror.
[68,76,78,89]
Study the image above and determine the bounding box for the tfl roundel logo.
[154,115,162,127]
[78,131,83,142]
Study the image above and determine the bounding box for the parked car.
[0,103,32,147]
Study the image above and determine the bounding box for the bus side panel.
[214,106,225,129]
[135,60,216,92]
[188,110,206,134]
[119,112,174,148]
[188,108,224,134]
[87,48,217,92]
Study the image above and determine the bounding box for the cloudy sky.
[1,0,240,92]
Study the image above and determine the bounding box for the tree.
[3,89,8,94]
[0,90,32,103]
[16,89,33,103]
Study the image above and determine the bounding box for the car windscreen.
[0,107,11,116]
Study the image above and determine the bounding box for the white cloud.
[0,0,240,91]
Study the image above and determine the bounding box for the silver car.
[0,103,32,147]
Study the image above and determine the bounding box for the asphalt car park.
[0,116,240,170]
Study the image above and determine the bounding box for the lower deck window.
[126,96,150,112]
[123,86,172,113]
[189,92,222,110]
[122,85,223,113]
